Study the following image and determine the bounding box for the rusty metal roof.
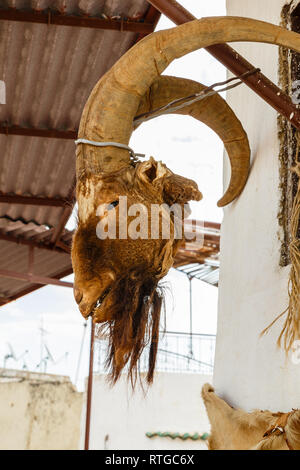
[0,216,220,304]
[174,221,220,287]
[0,0,161,304]
[0,1,220,305]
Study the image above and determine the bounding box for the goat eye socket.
[107,200,119,210]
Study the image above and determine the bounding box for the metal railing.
[93,331,215,376]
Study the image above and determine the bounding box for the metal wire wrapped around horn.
[76,16,300,204]
[72,17,300,385]
[134,75,250,207]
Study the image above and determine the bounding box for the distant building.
[0,368,83,450]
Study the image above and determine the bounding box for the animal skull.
[72,17,300,383]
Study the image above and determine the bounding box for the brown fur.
[202,384,300,450]
[72,159,201,384]
[97,270,164,386]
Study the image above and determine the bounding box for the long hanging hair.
[97,269,165,387]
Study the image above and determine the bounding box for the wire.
[134,68,260,125]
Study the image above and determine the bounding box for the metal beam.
[0,266,73,306]
[136,5,161,42]
[51,205,74,245]
[49,6,161,248]
[84,319,95,451]
[0,123,76,139]
[55,240,71,254]
[0,7,154,33]
[0,232,70,254]
[50,177,76,246]
[148,0,300,130]
[0,268,73,287]
[0,193,67,207]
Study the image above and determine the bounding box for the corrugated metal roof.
[0,0,152,227]
[174,222,220,287]
[0,0,160,303]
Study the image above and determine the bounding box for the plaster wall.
[85,372,211,450]
[213,0,300,412]
[0,368,83,450]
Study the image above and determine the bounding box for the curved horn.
[135,75,250,207]
[77,16,300,187]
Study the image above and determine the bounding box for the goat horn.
[135,75,250,207]
[77,17,300,195]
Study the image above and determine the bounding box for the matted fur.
[72,159,198,385]
[73,17,300,385]
[97,271,164,386]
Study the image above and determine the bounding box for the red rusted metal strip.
[0,7,154,33]
[28,246,34,275]
[0,193,67,207]
[55,240,71,253]
[184,220,221,231]
[84,319,95,451]
[148,0,300,130]
[50,177,76,246]
[184,232,220,244]
[50,7,160,248]
[51,205,74,245]
[0,268,73,287]
[0,232,70,253]
[0,266,73,306]
[0,124,77,139]
[136,4,161,42]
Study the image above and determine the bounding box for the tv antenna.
[3,343,28,369]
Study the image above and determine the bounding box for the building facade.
[214,0,300,412]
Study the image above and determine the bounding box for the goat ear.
[136,157,169,185]
[136,157,202,205]
[162,173,202,205]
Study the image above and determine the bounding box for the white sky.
[0,0,226,390]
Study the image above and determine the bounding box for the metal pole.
[75,322,87,387]
[84,319,95,451]
[189,276,193,357]
[148,0,300,130]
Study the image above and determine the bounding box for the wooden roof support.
[0,7,155,33]
[148,0,300,130]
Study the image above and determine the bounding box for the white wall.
[214,0,300,412]
[0,369,83,450]
[84,372,211,450]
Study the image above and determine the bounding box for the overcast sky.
[0,1,226,390]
